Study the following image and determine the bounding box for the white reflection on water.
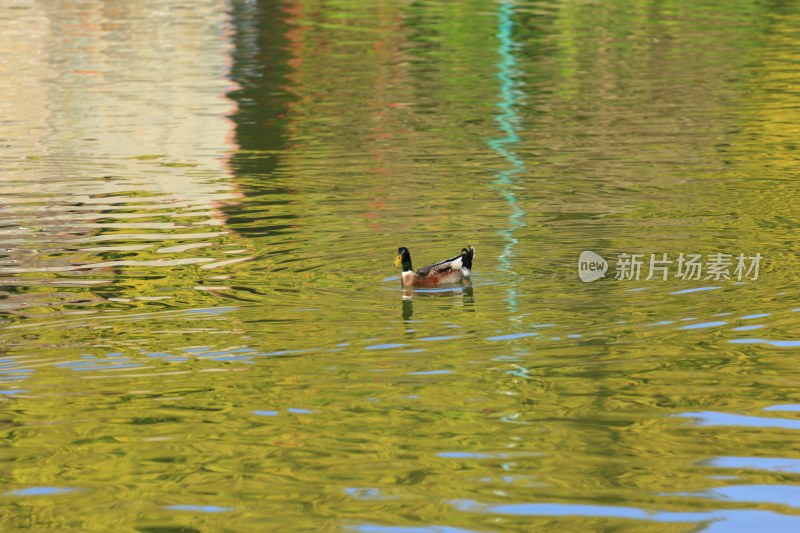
[0,0,242,282]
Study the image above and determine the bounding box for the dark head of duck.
[394,247,413,272]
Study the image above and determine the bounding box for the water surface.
[1,0,800,531]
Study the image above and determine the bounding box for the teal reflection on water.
[488,1,526,312]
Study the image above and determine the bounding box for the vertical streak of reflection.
[488,2,526,312]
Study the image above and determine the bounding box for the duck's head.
[394,247,412,272]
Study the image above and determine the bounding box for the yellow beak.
[394,254,402,267]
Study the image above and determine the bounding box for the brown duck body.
[395,246,474,287]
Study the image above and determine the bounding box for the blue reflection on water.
[418,335,461,342]
[679,321,727,330]
[740,313,769,320]
[353,526,479,533]
[728,338,800,348]
[449,499,800,530]
[365,343,409,351]
[438,451,542,459]
[764,404,800,412]
[345,487,398,501]
[677,411,800,430]
[671,286,721,294]
[56,355,142,372]
[707,457,800,473]
[485,332,537,341]
[3,486,78,496]
[166,504,234,513]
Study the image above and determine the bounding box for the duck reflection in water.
[400,285,475,321]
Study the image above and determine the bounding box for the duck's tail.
[461,245,475,270]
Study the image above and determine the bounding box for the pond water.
[1,0,799,530]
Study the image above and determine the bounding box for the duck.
[394,246,474,286]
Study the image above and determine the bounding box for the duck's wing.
[416,247,473,277]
